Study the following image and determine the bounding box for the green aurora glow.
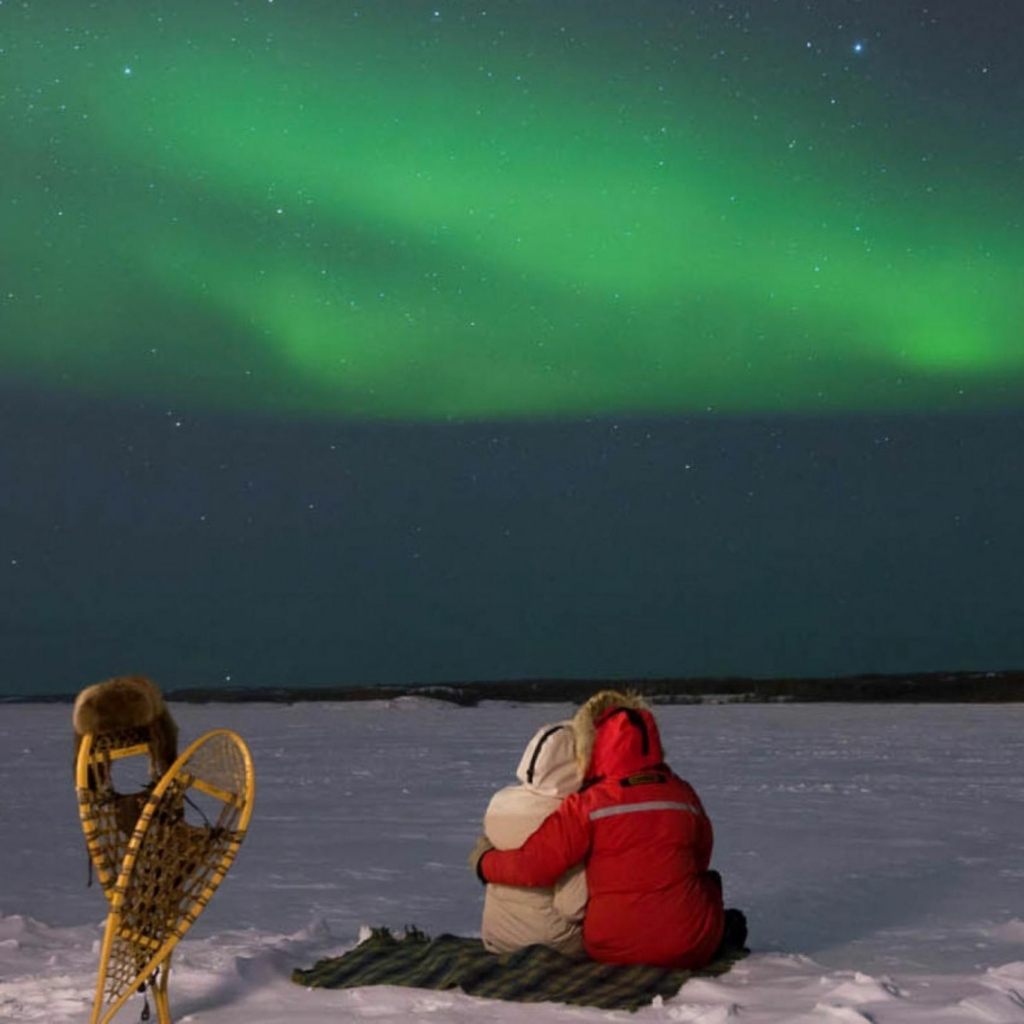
[3,2,1022,418]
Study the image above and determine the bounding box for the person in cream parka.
[480,721,588,957]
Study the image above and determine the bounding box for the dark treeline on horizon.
[5,670,1024,706]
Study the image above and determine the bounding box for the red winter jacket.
[479,705,725,968]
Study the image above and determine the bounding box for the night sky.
[3,1,1023,698]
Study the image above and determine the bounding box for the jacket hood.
[571,689,665,781]
[515,721,581,798]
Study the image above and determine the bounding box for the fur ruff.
[73,674,179,782]
[570,689,649,777]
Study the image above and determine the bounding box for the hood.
[515,721,581,798]
[572,689,665,781]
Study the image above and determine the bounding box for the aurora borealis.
[4,2,1024,697]
[4,1,1022,418]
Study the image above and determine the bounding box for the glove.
[468,834,495,883]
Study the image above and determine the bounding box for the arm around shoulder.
[480,792,590,889]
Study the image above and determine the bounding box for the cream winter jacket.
[481,721,588,957]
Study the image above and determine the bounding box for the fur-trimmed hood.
[514,721,580,798]
[571,689,664,781]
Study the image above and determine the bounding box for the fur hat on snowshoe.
[73,674,179,782]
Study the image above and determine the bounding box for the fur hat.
[571,688,650,777]
[73,674,179,782]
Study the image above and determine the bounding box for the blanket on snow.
[292,927,747,1011]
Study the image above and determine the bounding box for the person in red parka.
[471,689,739,969]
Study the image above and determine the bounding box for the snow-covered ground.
[2,698,1024,1023]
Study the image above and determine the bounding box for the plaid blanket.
[292,927,746,1011]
